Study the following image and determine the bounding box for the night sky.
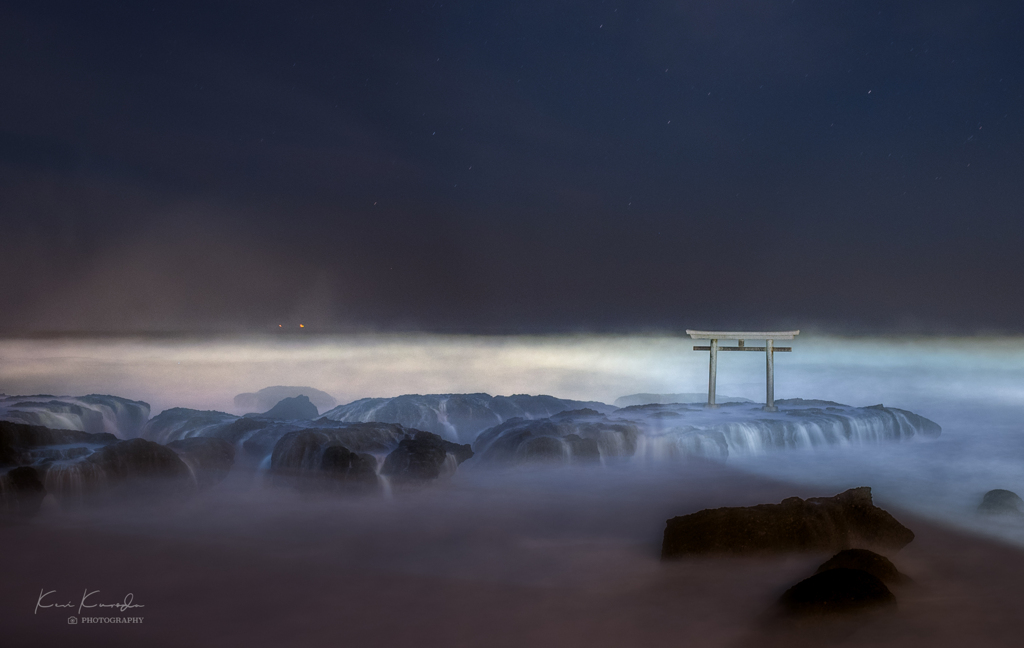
[2,1,1022,335]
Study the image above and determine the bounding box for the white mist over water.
[2,333,1024,542]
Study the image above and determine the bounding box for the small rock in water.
[779,568,896,616]
[816,548,907,585]
[661,487,914,557]
[977,489,1024,518]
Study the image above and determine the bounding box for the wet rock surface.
[60,438,196,502]
[167,437,236,490]
[268,423,412,473]
[0,394,150,437]
[779,568,897,616]
[382,431,474,480]
[0,420,117,467]
[473,409,639,464]
[320,446,379,490]
[141,408,240,445]
[323,393,617,444]
[662,487,914,557]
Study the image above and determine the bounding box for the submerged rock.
[0,466,47,519]
[167,437,236,490]
[977,489,1024,518]
[816,549,906,585]
[661,487,914,558]
[779,568,896,616]
[381,431,474,481]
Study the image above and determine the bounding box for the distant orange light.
[299,324,304,328]
[278,325,282,328]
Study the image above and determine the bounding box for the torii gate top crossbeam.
[685,330,800,340]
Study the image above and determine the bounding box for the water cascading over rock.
[0,394,150,437]
[42,438,195,506]
[473,409,639,464]
[381,431,474,481]
[322,393,617,444]
[167,437,236,490]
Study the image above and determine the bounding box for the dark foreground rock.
[167,437,236,490]
[381,431,474,481]
[661,487,914,557]
[0,466,47,519]
[978,489,1024,518]
[779,568,896,616]
[816,549,906,585]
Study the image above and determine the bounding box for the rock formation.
[779,568,896,615]
[381,431,474,481]
[977,489,1024,518]
[661,487,914,557]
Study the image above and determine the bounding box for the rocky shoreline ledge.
[1,392,944,516]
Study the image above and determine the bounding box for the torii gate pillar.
[686,331,800,412]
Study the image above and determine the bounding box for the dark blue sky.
[2,1,1022,334]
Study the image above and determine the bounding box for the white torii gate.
[686,330,800,412]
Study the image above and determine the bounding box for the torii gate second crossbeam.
[686,330,800,412]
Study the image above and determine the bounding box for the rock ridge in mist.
[248,395,319,420]
[234,386,337,414]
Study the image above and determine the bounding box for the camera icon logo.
[68,616,78,625]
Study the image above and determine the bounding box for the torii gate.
[686,330,800,412]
